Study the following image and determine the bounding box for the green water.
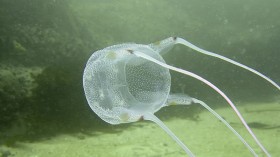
[0,0,279,156]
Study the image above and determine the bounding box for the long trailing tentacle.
[149,37,279,91]
[165,94,258,156]
[175,37,280,91]
[143,113,195,157]
[131,49,270,157]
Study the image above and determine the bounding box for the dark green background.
[0,0,279,145]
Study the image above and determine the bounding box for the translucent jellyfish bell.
[83,43,171,124]
[83,37,279,157]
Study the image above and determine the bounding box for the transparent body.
[83,37,279,157]
[83,44,170,124]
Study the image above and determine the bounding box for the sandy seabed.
[1,102,279,157]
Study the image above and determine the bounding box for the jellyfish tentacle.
[133,50,270,157]
[175,37,280,91]
[143,113,195,157]
[150,36,280,90]
[166,93,258,157]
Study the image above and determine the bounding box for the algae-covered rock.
[0,0,96,140]
[0,0,93,66]
[26,58,101,135]
[0,65,42,129]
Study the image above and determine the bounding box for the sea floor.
[1,102,279,157]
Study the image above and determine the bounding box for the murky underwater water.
[0,0,279,157]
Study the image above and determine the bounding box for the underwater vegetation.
[0,66,40,128]
[29,60,94,132]
[0,0,93,66]
[0,0,100,144]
